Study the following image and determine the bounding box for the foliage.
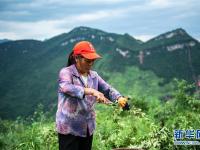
[0,105,58,150]
[0,80,199,149]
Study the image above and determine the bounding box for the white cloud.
[1,10,30,16]
[0,9,122,40]
[0,20,68,40]
[72,11,112,22]
[0,32,19,40]
[172,12,198,20]
[15,0,128,9]
[62,0,127,4]
[146,0,200,10]
[0,0,199,40]
[149,0,172,8]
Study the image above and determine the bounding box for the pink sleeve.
[58,68,84,99]
[97,74,121,102]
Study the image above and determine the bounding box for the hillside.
[0,39,11,44]
[0,26,199,119]
[137,28,200,83]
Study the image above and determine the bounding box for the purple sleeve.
[97,74,121,102]
[58,68,84,99]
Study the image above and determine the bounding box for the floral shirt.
[56,64,121,137]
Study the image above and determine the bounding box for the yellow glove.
[117,97,128,108]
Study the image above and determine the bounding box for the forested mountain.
[0,39,11,44]
[0,26,199,119]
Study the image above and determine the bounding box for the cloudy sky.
[0,0,199,41]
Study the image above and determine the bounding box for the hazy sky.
[0,0,199,41]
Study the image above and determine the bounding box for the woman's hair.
[67,52,82,66]
[67,52,75,66]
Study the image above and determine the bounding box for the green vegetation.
[0,75,199,149]
[0,105,58,150]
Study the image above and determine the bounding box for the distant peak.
[70,26,106,34]
[162,28,188,37]
[72,26,91,31]
[171,28,187,35]
[174,28,185,31]
[124,33,134,38]
[68,26,87,34]
[150,28,190,42]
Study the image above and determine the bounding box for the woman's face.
[76,56,95,74]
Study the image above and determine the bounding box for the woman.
[56,41,128,150]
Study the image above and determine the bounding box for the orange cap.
[73,41,101,59]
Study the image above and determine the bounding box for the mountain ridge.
[0,26,200,119]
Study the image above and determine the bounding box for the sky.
[0,0,199,42]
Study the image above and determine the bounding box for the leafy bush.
[0,80,199,150]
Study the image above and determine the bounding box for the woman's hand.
[117,97,128,108]
[84,88,109,103]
